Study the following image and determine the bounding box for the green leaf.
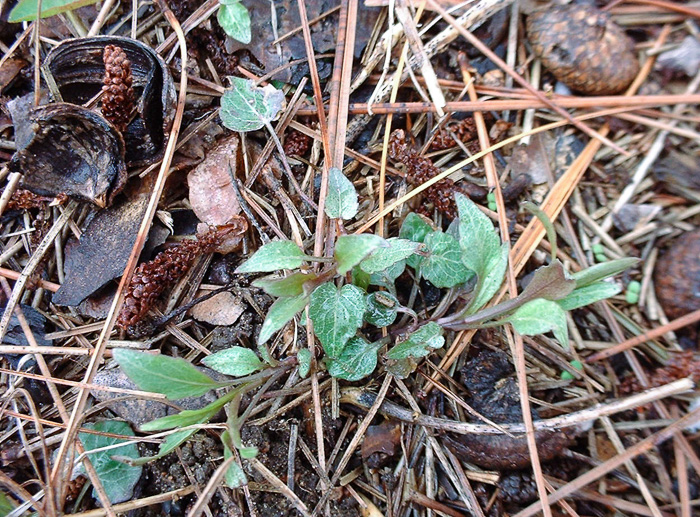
[400,213,433,268]
[141,394,231,431]
[399,212,433,243]
[309,283,365,358]
[222,431,248,488]
[520,260,576,302]
[252,272,316,297]
[220,77,285,132]
[9,0,99,22]
[203,347,263,377]
[130,429,196,466]
[0,492,17,514]
[113,349,220,400]
[422,232,473,288]
[364,292,399,327]
[468,243,509,314]
[386,322,444,360]
[456,193,501,277]
[239,446,258,459]
[507,299,569,348]
[297,348,312,378]
[557,281,621,311]
[217,0,251,44]
[360,238,421,274]
[327,337,379,381]
[334,234,386,275]
[571,258,639,288]
[325,167,359,220]
[78,421,142,504]
[352,266,371,291]
[369,260,406,286]
[258,293,309,344]
[236,241,308,273]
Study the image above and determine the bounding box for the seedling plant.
[115,163,635,487]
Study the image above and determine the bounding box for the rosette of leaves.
[236,190,635,380]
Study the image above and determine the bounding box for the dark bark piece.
[43,36,176,166]
[527,4,639,95]
[52,177,154,306]
[10,102,127,207]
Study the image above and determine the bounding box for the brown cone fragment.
[102,45,135,133]
[527,4,639,95]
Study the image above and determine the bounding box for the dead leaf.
[0,58,27,93]
[196,219,247,254]
[362,421,401,462]
[187,135,242,226]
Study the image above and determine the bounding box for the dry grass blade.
[0,201,77,341]
[65,487,196,517]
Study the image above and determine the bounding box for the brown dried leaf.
[187,135,242,226]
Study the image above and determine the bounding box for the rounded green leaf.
[309,283,365,358]
[399,212,433,243]
[220,77,285,133]
[327,337,379,381]
[297,348,312,378]
[508,298,569,348]
[203,347,263,377]
[217,1,251,44]
[236,241,308,273]
[325,167,359,220]
[386,322,444,360]
[79,421,142,504]
[360,238,421,274]
[456,193,501,276]
[334,234,386,275]
[422,232,473,288]
[364,292,398,327]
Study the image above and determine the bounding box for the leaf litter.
[0,0,699,516]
